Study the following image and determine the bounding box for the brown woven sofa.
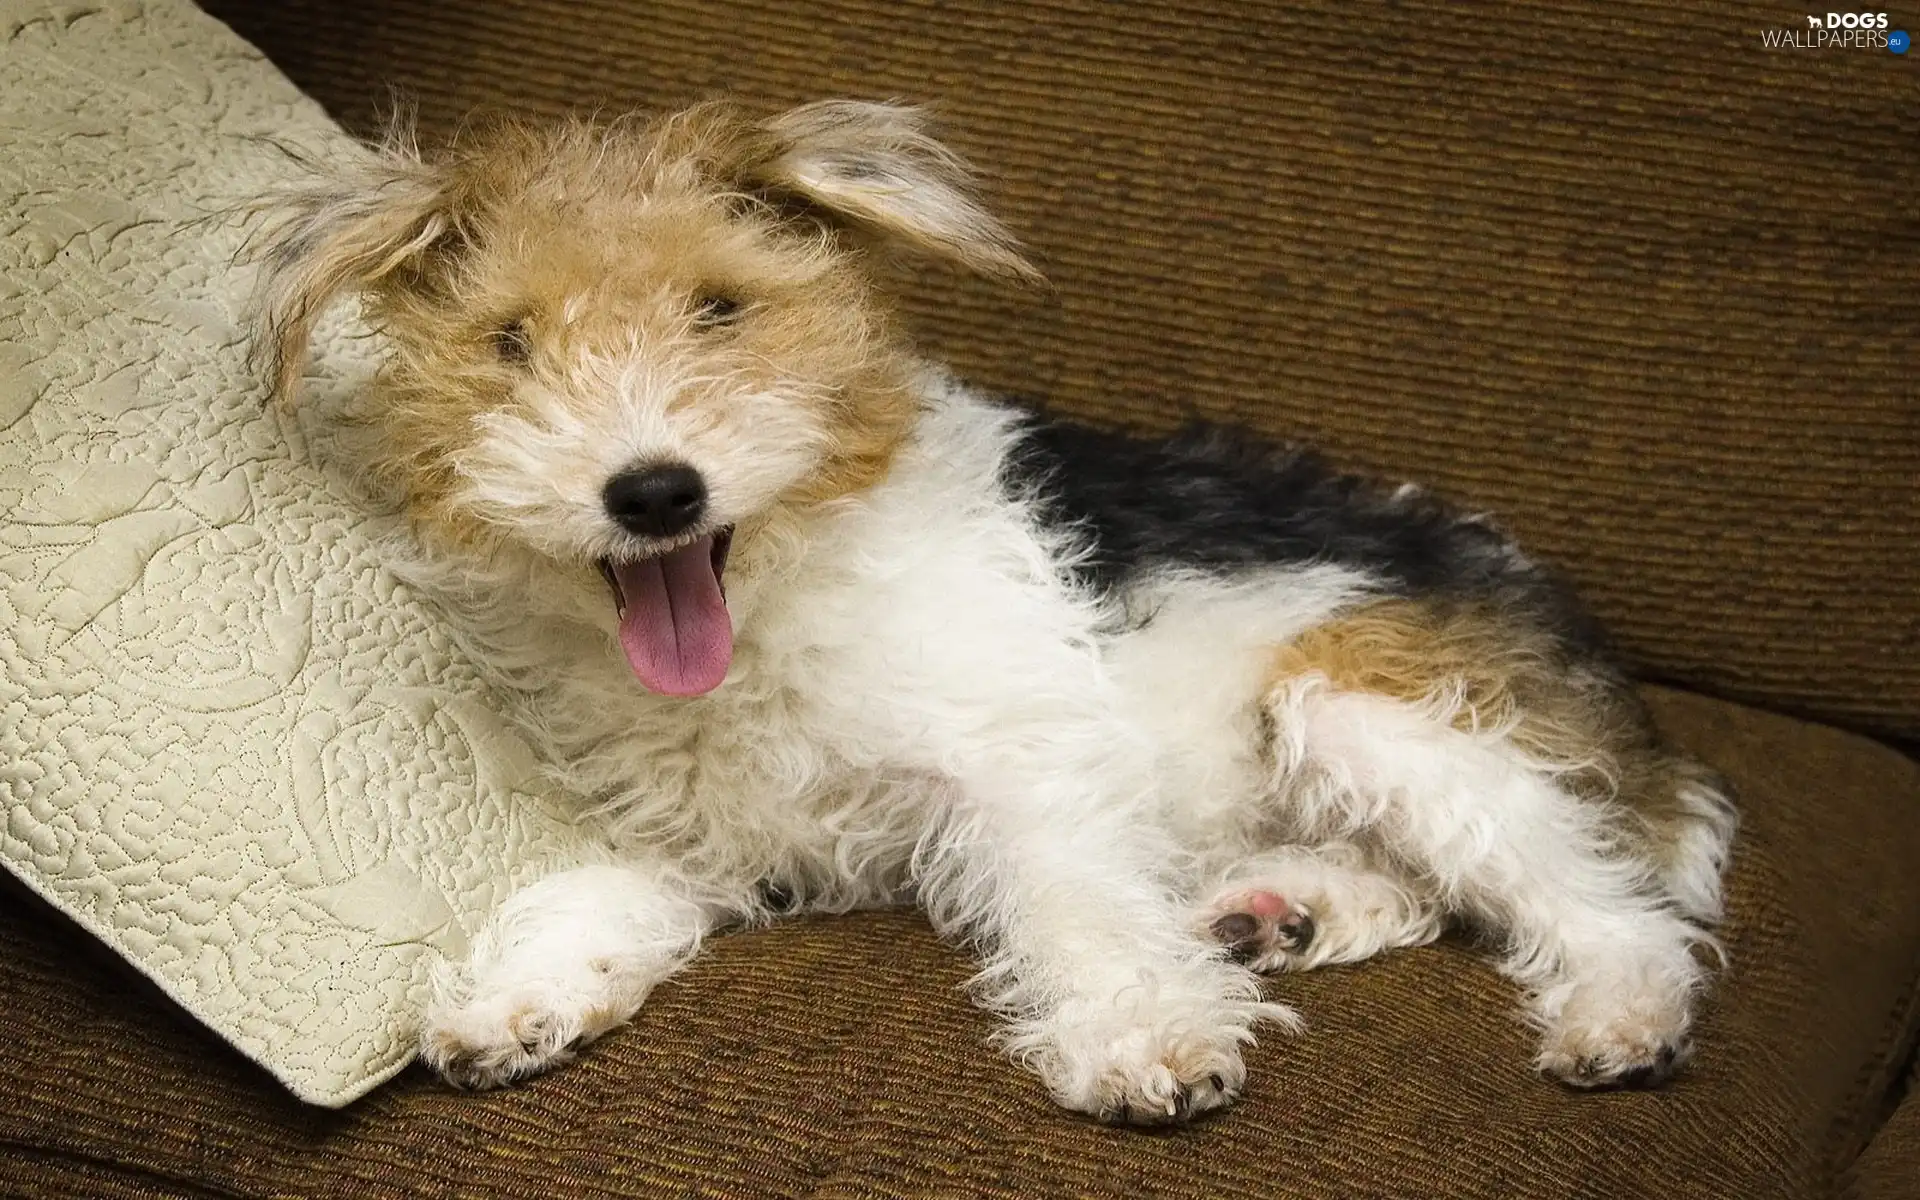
[4,2,1917,1197]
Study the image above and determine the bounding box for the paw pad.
[1206,890,1315,964]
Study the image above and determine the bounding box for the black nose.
[603,463,708,538]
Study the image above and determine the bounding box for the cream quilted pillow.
[0,0,580,1104]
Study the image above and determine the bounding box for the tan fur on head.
[246,100,1037,405]
[242,100,1040,550]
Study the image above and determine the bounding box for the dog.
[248,100,1736,1124]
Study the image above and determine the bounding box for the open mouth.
[597,527,734,697]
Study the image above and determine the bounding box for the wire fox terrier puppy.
[250,100,1736,1123]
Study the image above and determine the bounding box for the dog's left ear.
[749,101,1042,283]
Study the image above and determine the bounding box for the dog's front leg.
[915,760,1290,1124]
[420,861,714,1089]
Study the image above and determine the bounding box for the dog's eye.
[491,319,532,364]
[692,294,743,328]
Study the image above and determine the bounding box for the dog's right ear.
[245,141,452,402]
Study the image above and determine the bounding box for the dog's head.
[250,100,1035,696]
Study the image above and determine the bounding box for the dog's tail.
[1631,753,1739,927]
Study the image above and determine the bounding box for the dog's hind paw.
[1536,1010,1691,1091]
[1202,888,1317,968]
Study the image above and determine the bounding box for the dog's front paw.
[1021,974,1292,1125]
[1064,1020,1246,1125]
[416,865,706,1090]
[420,978,614,1090]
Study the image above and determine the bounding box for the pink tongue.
[613,537,733,696]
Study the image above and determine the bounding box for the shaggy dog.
[250,100,1735,1124]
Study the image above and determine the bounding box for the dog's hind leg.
[1283,687,1709,1088]
[420,861,719,1089]
[1259,601,1727,1090]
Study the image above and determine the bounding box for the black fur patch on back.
[1003,406,1606,651]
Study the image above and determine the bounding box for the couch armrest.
[197,0,1920,742]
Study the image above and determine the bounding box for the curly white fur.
[404,379,1292,1121]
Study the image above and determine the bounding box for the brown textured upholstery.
[1848,1056,1920,1200]
[192,0,1920,744]
[5,2,1917,1197]
[4,689,1919,1199]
